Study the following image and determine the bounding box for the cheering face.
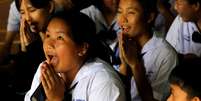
[20,0,51,33]
[43,18,81,73]
[116,0,147,38]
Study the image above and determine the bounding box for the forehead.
[20,0,33,9]
[48,18,71,32]
[119,0,142,10]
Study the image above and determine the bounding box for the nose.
[45,38,56,50]
[117,14,128,29]
[24,12,31,24]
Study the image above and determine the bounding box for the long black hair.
[15,0,53,12]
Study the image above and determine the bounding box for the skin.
[19,0,53,33]
[166,84,200,101]
[116,0,156,100]
[41,18,88,101]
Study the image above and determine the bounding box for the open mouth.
[46,53,58,67]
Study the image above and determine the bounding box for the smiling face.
[43,18,82,73]
[174,0,198,22]
[116,0,147,38]
[20,0,51,33]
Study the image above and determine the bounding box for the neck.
[135,32,152,50]
[60,58,85,88]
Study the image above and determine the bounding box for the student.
[116,0,178,100]
[5,0,56,95]
[24,11,126,101]
[166,0,201,57]
[0,0,74,64]
[167,58,201,101]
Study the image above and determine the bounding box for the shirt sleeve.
[88,71,126,101]
[7,1,20,32]
[24,63,42,101]
[151,48,178,100]
[165,15,181,52]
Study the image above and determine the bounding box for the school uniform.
[131,33,178,101]
[81,5,120,49]
[7,1,20,32]
[166,15,201,57]
[24,58,126,101]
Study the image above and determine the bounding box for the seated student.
[116,0,178,100]
[167,58,201,101]
[24,11,126,101]
[166,0,201,58]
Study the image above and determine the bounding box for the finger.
[47,63,59,83]
[41,69,49,91]
[41,63,54,90]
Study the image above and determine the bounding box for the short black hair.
[15,0,53,11]
[169,58,201,99]
[137,0,158,26]
[46,10,112,63]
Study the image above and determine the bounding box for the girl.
[25,11,126,101]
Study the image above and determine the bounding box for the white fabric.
[166,16,201,57]
[81,5,120,49]
[24,58,126,101]
[131,33,178,101]
[7,1,20,32]
[81,5,120,34]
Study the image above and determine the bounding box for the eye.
[45,33,50,39]
[57,35,64,40]
[29,8,36,12]
[127,10,135,15]
[20,10,25,15]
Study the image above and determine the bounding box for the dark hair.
[15,0,53,11]
[46,10,112,63]
[186,0,201,5]
[137,0,158,27]
[169,58,201,99]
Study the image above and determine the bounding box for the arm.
[0,1,20,64]
[119,33,157,101]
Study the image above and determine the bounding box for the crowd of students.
[0,0,201,101]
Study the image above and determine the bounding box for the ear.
[192,96,201,101]
[48,1,55,14]
[78,43,89,57]
[147,12,156,24]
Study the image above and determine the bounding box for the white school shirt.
[81,5,120,49]
[166,15,201,57]
[81,5,120,34]
[24,58,126,101]
[131,33,178,101]
[7,1,20,32]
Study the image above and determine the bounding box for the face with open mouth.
[20,0,51,33]
[43,18,81,73]
[117,0,148,37]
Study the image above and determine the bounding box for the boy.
[167,58,201,101]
